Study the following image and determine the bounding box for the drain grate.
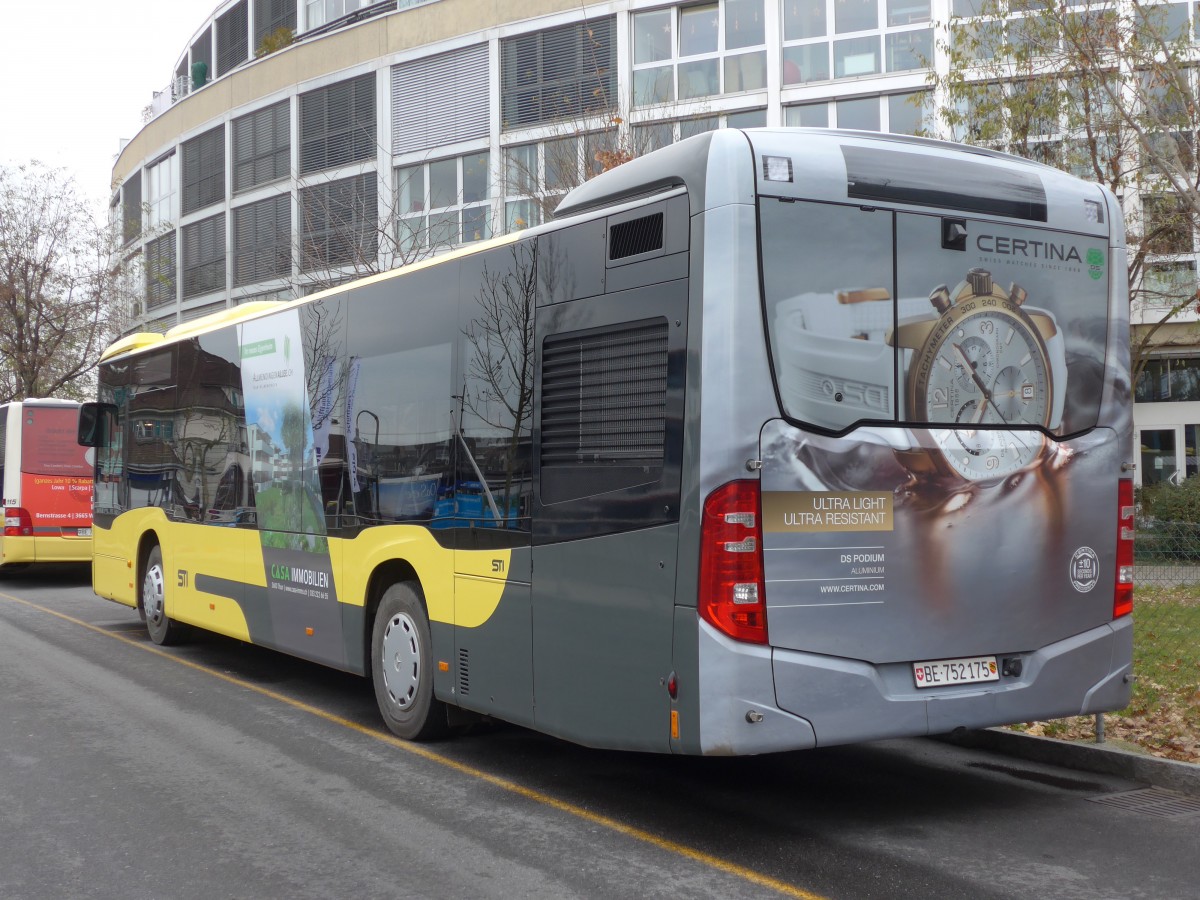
[1089,786,1200,819]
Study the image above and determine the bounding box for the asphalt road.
[1,564,1196,900]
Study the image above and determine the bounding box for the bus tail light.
[1114,478,1134,619]
[4,507,33,537]
[699,480,768,645]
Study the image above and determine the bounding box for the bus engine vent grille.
[540,318,669,469]
[458,648,469,695]
[609,213,663,260]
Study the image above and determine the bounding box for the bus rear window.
[760,198,1110,436]
[21,406,92,476]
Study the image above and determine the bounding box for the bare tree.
[927,0,1200,384]
[0,162,124,401]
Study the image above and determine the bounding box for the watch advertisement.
[756,199,1125,663]
[762,201,1109,452]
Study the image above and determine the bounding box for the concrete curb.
[942,728,1200,798]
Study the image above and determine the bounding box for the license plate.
[75,527,92,537]
[913,655,998,689]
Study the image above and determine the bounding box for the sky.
[0,0,220,211]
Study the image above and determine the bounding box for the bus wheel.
[372,582,447,741]
[142,545,181,646]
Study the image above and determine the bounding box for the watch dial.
[915,302,1053,480]
[931,426,1046,480]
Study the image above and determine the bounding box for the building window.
[1144,194,1196,256]
[502,133,621,231]
[1143,260,1198,307]
[147,154,178,229]
[120,252,145,320]
[299,73,376,174]
[632,2,766,106]
[233,195,291,286]
[782,0,931,85]
[182,125,226,215]
[181,213,227,299]
[299,173,378,271]
[396,151,491,253]
[392,44,489,154]
[837,95,880,129]
[306,0,347,30]
[500,17,617,129]
[631,109,766,155]
[254,0,297,49]
[887,91,932,134]
[784,92,931,132]
[146,233,178,309]
[783,102,829,127]
[122,175,141,247]
[233,101,290,193]
[191,28,213,87]
[1137,357,1200,403]
[216,1,249,77]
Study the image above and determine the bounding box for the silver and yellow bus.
[1,399,93,569]
[79,129,1133,753]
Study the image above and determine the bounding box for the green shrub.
[256,27,294,58]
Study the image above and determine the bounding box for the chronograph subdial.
[951,336,995,394]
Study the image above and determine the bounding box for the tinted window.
[344,270,457,525]
[457,241,536,535]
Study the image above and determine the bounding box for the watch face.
[929,426,1047,480]
[910,293,1054,480]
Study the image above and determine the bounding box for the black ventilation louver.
[458,648,469,696]
[609,213,664,261]
[540,319,669,471]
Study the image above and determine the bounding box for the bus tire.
[372,582,447,741]
[142,545,182,646]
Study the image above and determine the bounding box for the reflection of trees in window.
[173,335,251,525]
[461,241,536,522]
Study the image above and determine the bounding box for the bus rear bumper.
[771,616,1133,749]
[1,535,92,566]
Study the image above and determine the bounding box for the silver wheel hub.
[381,612,420,710]
[143,564,165,625]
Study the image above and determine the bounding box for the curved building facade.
[112,0,937,326]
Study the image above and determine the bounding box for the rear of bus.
[1,400,94,567]
[685,130,1132,753]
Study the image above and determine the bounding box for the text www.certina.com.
[819,582,886,593]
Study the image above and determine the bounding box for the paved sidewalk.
[944,728,1200,797]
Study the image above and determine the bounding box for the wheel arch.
[362,558,423,673]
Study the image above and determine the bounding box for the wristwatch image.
[888,267,1067,480]
[771,267,1067,481]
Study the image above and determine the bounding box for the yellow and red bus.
[1,399,93,569]
[78,130,1133,753]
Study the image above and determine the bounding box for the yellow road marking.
[2,592,827,900]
